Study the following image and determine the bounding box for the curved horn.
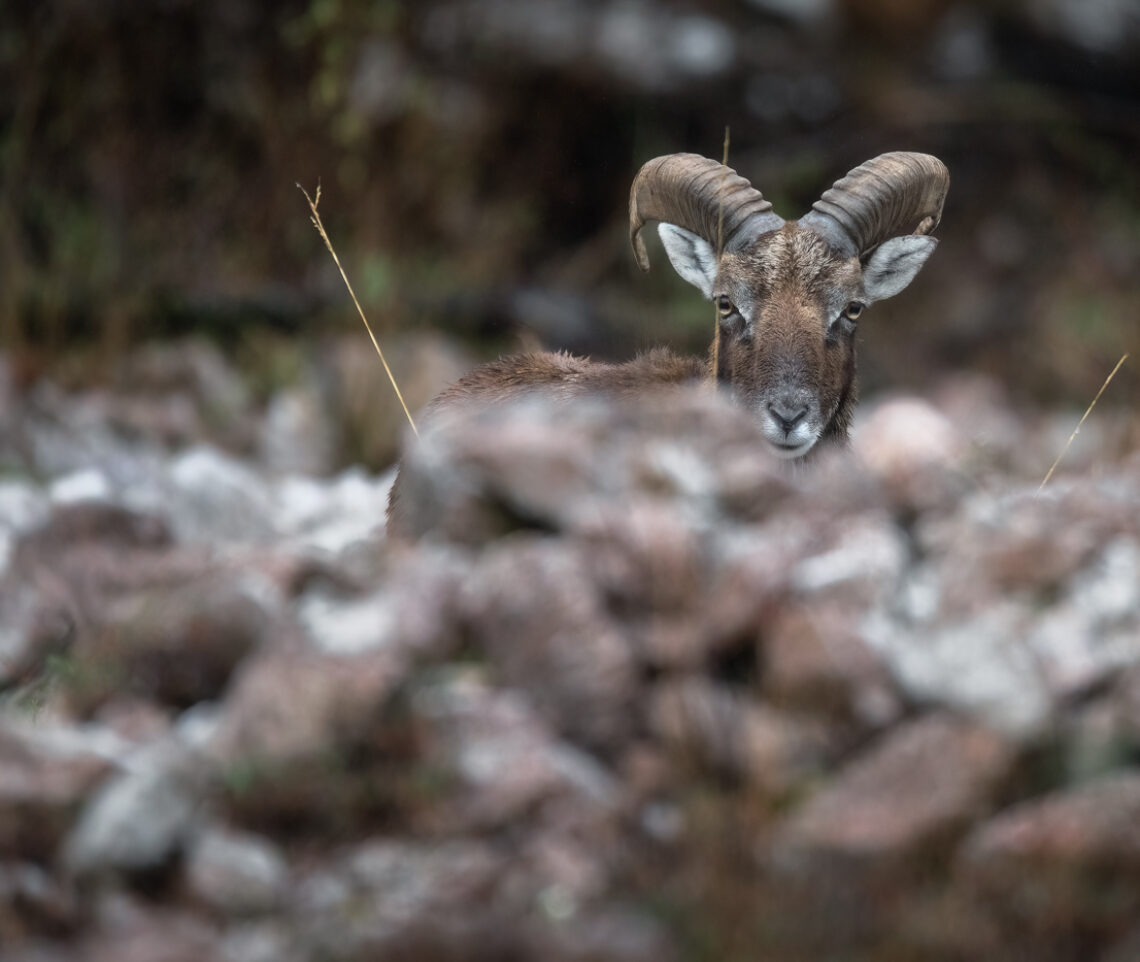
[798,152,949,258]
[629,153,785,272]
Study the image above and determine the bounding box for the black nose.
[768,401,808,433]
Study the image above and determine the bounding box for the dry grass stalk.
[298,181,418,438]
[1037,352,1129,494]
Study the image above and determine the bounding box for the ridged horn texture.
[629,153,785,272]
[798,151,949,258]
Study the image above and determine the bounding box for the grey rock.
[64,745,208,879]
[185,826,288,916]
[219,921,298,962]
[165,446,277,544]
[259,385,335,477]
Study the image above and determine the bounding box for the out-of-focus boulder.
[771,713,1014,864]
[959,772,1140,941]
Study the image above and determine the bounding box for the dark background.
[3,0,1138,465]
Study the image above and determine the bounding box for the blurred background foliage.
[1,0,1138,441]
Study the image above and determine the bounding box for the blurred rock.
[275,467,393,561]
[207,648,404,768]
[960,772,1140,937]
[219,922,298,962]
[0,724,117,861]
[649,677,828,795]
[184,826,288,916]
[48,469,113,505]
[772,714,1013,864]
[762,597,901,729]
[66,571,281,714]
[120,341,252,436]
[295,838,506,960]
[165,446,278,544]
[864,475,1140,735]
[83,894,223,962]
[3,368,1140,962]
[853,396,968,511]
[0,861,79,943]
[259,385,336,477]
[64,742,208,881]
[746,0,834,26]
[461,538,638,749]
[297,544,468,658]
[414,671,619,840]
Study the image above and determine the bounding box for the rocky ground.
[1,342,1139,961]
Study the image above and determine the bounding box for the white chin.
[765,438,816,460]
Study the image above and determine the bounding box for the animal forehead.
[729,226,857,295]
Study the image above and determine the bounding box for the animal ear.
[862,235,938,303]
[657,224,718,298]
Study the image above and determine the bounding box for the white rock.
[298,590,395,655]
[0,480,50,535]
[862,602,1052,737]
[793,516,907,595]
[49,468,112,505]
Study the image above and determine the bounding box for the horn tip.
[631,230,651,272]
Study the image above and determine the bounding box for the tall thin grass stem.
[1037,352,1128,494]
[298,182,418,438]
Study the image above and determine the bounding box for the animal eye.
[716,295,736,318]
[843,301,864,322]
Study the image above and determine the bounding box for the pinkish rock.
[958,772,1140,934]
[922,484,1140,618]
[762,597,901,730]
[852,396,968,511]
[572,501,768,671]
[84,894,223,962]
[206,647,415,834]
[773,713,1013,861]
[207,648,405,767]
[460,539,637,749]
